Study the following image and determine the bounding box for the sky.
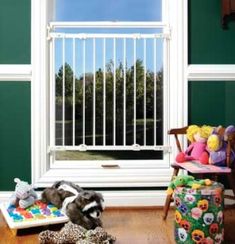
[54,0,163,76]
[56,0,162,22]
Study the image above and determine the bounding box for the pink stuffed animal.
[176,125,213,164]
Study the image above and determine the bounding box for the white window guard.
[48,22,171,153]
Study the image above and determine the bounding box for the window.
[31,0,187,190]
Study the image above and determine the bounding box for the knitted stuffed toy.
[166,175,212,195]
[38,221,116,244]
[224,125,235,141]
[176,125,213,164]
[207,126,235,167]
[9,178,38,209]
[207,134,227,166]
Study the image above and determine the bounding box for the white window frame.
[31,0,188,188]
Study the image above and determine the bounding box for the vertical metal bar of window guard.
[62,37,65,146]
[93,38,96,146]
[153,38,157,146]
[113,38,116,146]
[123,38,126,146]
[143,38,147,146]
[72,38,76,146]
[50,37,55,150]
[83,39,86,145]
[103,38,106,146]
[133,38,136,145]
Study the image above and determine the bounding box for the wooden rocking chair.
[162,126,235,220]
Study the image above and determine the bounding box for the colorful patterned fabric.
[174,182,224,244]
[7,200,64,222]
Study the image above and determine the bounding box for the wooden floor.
[1,207,235,244]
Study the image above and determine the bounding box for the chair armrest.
[168,126,188,135]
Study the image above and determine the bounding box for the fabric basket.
[174,181,224,244]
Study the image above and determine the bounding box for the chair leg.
[172,167,180,178]
[227,173,235,197]
[162,193,173,220]
[162,167,180,220]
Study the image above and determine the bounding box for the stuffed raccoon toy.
[41,180,105,229]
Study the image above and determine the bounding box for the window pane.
[52,1,164,161]
[55,0,162,21]
[54,37,163,150]
[55,150,163,160]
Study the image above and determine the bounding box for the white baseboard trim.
[0,190,166,207]
[0,192,14,203]
[1,190,233,207]
[102,190,166,207]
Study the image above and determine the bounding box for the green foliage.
[55,60,163,145]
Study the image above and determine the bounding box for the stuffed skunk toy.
[41,180,105,229]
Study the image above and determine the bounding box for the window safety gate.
[48,22,171,152]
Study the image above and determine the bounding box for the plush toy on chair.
[9,178,38,209]
[176,125,213,164]
[207,126,235,167]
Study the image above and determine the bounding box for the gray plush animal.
[9,178,38,209]
[41,180,105,229]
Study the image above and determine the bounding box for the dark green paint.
[188,0,235,131]
[189,81,235,126]
[225,82,235,124]
[0,82,31,190]
[189,0,235,64]
[0,0,31,64]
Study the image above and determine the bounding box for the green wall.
[188,0,235,126]
[0,0,31,190]
[189,0,235,64]
[188,81,235,126]
[0,82,31,190]
[0,0,31,64]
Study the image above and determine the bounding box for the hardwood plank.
[102,208,174,244]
